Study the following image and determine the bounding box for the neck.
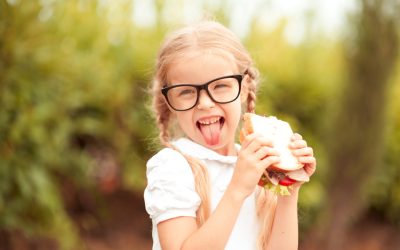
[214,143,237,156]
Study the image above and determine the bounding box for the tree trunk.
[321,0,398,249]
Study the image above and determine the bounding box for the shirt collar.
[172,137,239,165]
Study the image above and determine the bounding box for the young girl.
[144,21,316,250]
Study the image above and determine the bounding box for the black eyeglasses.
[161,75,243,111]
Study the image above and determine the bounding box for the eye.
[213,83,230,89]
[177,87,196,97]
[212,79,234,91]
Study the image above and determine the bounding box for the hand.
[229,133,280,200]
[289,133,317,180]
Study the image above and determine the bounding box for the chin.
[206,139,235,156]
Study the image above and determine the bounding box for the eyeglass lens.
[166,76,240,111]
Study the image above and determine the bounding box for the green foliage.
[368,59,400,224]
[0,0,399,248]
[244,21,347,229]
[0,0,161,248]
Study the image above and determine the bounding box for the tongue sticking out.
[199,120,222,145]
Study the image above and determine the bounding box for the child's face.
[167,52,247,156]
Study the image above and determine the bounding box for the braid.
[243,66,278,249]
[183,156,211,225]
[247,90,257,113]
[245,66,259,79]
[245,66,259,113]
[158,117,170,147]
[256,188,277,249]
[156,98,211,226]
[152,86,171,146]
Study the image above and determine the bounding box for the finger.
[291,133,302,141]
[246,135,274,153]
[260,156,280,170]
[289,139,307,149]
[292,147,313,157]
[298,157,316,174]
[304,164,316,176]
[255,146,279,160]
[298,156,316,165]
[240,132,259,148]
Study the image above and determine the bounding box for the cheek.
[176,113,195,133]
[240,91,248,104]
[225,101,242,128]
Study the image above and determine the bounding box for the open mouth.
[196,117,225,145]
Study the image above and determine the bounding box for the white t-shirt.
[144,138,260,250]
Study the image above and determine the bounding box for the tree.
[318,0,399,249]
[0,0,159,248]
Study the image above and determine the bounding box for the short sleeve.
[144,148,201,225]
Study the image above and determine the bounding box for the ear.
[240,74,249,103]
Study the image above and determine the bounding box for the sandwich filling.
[241,113,310,195]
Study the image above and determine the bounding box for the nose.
[197,89,215,110]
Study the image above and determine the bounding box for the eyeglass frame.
[161,74,244,111]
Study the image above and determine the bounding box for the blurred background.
[0,0,399,249]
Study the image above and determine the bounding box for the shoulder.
[146,147,195,186]
[144,148,201,223]
[146,147,191,173]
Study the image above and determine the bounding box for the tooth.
[199,117,221,125]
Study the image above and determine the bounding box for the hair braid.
[155,97,211,226]
[152,82,171,145]
[255,188,277,250]
[183,156,211,225]
[245,66,259,113]
[243,66,278,249]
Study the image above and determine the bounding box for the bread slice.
[241,113,304,171]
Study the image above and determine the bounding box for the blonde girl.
[144,21,316,250]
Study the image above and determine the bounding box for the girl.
[144,21,316,250]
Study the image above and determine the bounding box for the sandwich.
[240,113,309,195]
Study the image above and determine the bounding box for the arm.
[158,185,245,250]
[267,187,299,250]
[158,134,280,250]
[267,133,316,250]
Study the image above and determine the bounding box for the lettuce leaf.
[263,183,292,196]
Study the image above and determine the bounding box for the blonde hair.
[151,21,277,249]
